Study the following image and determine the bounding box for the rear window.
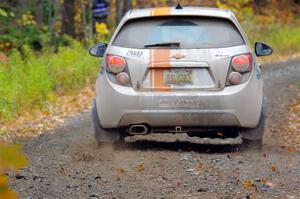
[112,17,245,49]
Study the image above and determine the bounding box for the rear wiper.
[144,42,180,48]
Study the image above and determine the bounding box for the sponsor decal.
[256,69,261,79]
[159,98,201,108]
[126,50,143,59]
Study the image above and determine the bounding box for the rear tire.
[239,97,267,151]
[92,100,124,145]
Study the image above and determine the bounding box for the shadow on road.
[112,140,242,153]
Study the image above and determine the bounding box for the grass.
[243,21,300,59]
[0,41,99,121]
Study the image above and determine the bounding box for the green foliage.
[0,42,99,120]
[216,0,253,20]
[0,48,54,119]
[0,8,8,17]
[50,41,99,93]
[0,10,41,51]
[245,23,300,56]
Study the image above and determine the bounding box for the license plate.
[164,69,193,85]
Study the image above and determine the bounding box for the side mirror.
[89,43,107,57]
[255,42,273,57]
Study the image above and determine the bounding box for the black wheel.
[239,97,267,151]
[92,100,124,144]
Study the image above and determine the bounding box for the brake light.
[106,55,126,73]
[231,54,252,73]
[105,54,131,86]
[226,53,253,86]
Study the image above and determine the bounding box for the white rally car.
[89,5,272,148]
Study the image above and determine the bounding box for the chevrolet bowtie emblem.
[171,53,185,59]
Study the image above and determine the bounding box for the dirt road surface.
[10,60,300,199]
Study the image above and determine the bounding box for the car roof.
[125,7,236,21]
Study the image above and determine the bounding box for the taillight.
[228,72,242,85]
[106,55,126,73]
[116,72,130,85]
[231,54,252,73]
[105,54,131,86]
[226,53,253,86]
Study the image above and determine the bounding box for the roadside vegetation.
[0,41,98,120]
[245,22,300,59]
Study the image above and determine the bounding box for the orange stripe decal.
[154,49,170,91]
[148,7,172,91]
[153,49,170,66]
[149,49,153,91]
[153,7,171,16]
[148,49,171,92]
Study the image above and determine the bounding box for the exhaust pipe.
[129,124,149,135]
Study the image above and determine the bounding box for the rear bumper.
[95,71,263,128]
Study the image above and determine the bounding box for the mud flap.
[92,100,122,143]
[239,97,267,141]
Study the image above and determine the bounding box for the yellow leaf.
[271,165,277,173]
[0,175,8,186]
[287,146,296,153]
[243,179,253,190]
[261,178,268,184]
[115,168,126,175]
[0,186,19,199]
[0,144,28,173]
[95,22,109,35]
[0,175,18,199]
[196,162,204,169]
[135,162,144,172]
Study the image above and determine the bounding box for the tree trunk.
[116,0,124,25]
[116,0,132,25]
[17,0,28,18]
[123,0,132,14]
[80,0,87,40]
[48,0,55,46]
[167,0,174,6]
[35,0,44,25]
[254,0,267,6]
[89,0,93,38]
[62,0,75,37]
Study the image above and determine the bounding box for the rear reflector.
[106,55,126,74]
[116,72,130,85]
[231,54,252,73]
[228,72,242,85]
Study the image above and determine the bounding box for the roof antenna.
[175,3,183,9]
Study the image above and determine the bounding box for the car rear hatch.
[109,16,249,91]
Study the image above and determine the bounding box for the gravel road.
[10,60,300,199]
